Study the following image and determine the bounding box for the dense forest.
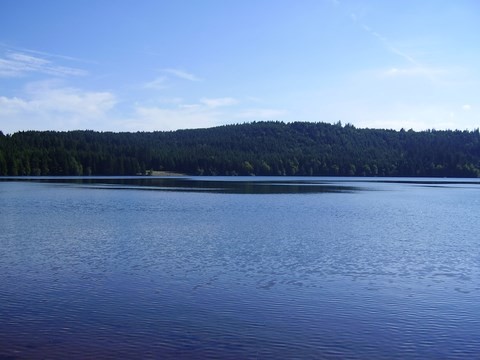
[1,121,480,177]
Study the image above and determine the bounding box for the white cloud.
[121,97,241,131]
[200,97,238,108]
[119,97,286,131]
[162,68,202,82]
[0,80,290,133]
[0,51,87,77]
[462,104,471,111]
[0,81,116,133]
[0,96,29,114]
[26,81,115,114]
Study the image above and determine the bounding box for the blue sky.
[1,0,479,134]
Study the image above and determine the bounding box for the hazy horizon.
[2,119,480,137]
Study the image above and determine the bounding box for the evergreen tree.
[1,122,479,177]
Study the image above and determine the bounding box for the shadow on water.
[3,176,479,194]
[0,176,364,194]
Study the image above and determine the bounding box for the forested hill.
[1,121,480,177]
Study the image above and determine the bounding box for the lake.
[1,176,480,359]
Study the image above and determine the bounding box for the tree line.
[1,121,479,177]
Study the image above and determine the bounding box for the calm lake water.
[1,176,480,359]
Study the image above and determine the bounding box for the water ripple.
[1,178,480,358]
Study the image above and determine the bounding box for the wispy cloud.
[344,9,449,83]
[462,104,471,111]
[200,97,238,108]
[347,11,419,67]
[162,68,202,82]
[340,4,420,67]
[360,24,418,65]
[0,43,96,64]
[143,68,202,90]
[384,66,445,78]
[144,76,168,90]
[0,50,87,77]
[329,1,422,70]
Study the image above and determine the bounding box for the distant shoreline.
[146,170,186,176]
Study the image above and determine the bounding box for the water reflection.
[1,176,365,194]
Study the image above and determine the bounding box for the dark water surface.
[1,176,480,359]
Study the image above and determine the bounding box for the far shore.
[146,170,187,176]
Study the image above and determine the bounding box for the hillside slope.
[1,121,479,177]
